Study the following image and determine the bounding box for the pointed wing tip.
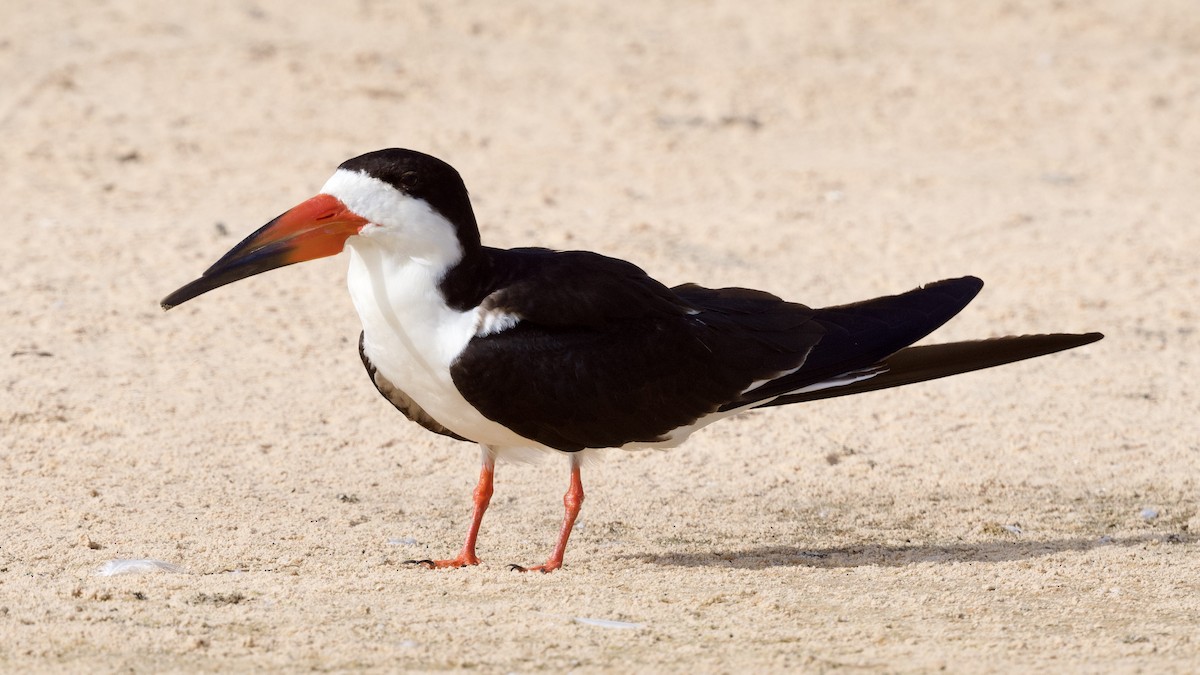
[986,331,1104,353]
[760,330,1104,407]
[920,275,985,303]
[950,275,985,292]
[927,275,984,287]
[1042,331,1103,349]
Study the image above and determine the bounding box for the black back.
[447,248,825,451]
[445,254,985,452]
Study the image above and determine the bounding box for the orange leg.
[512,456,584,573]
[407,450,495,569]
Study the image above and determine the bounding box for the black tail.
[757,332,1103,407]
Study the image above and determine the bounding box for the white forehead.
[323,167,462,264]
[320,168,413,228]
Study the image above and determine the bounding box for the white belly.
[345,238,547,449]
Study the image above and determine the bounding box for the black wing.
[472,247,697,326]
[758,332,1104,407]
[720,276,986,410]
[449,249,824,452]
[448,246,999,452]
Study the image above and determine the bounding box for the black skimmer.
[162,148,1102,572]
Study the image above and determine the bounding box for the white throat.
[326,169,540,449]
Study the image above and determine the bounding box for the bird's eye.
[399,171,420,190]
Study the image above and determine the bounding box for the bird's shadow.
[622,533,1186,569]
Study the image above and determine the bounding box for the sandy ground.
[2,1,1198,672]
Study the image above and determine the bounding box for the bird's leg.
[511,454,584,573]
[407,447,495,569]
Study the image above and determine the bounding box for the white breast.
[345,237,546,449]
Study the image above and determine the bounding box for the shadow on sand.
[624,533,1188,569]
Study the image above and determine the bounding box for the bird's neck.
[345,236,480,368]
[438,246,495,311]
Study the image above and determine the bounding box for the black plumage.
[444,260,1096,453]
[161,147,1102,572]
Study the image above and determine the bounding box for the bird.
[162,148,1102,572]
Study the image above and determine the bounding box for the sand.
[2,0,1198,672]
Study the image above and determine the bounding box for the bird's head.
[161,148,478,310]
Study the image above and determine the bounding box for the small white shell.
[95,559,185,576]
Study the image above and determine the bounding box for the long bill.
[161,194,368,310]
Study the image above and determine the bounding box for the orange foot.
[509,560,562,573]
[404,553,480,569]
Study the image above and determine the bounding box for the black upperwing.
[448,248,824,452]
[757,332,1103,407]
[721,276,986,410]
[448,255,1097,452]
